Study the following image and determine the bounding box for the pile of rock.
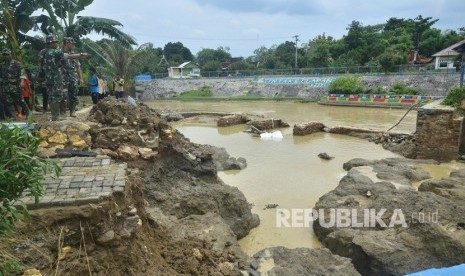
[37,121,92,157]
[87,98,164,161]
[217,113,290,130]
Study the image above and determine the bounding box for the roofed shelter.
[432,39,465,70]
[168,61,200,78]
[452,41,465,87]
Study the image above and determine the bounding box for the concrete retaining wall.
[138,74,460,100]
[415,103,464,161]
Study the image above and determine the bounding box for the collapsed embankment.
[1,98,260,275]
[3,98,465,275]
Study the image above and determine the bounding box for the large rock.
[249,247,360,276]
[313,158,465,276]
[190,144,247,171]
[246,118,289,130]
[293,122,326,136]
[165,212,247,261]
[343,158,436,185]
[143,145,259,239]
[217,114,246,127]
[419,169,465,204]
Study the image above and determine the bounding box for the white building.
[432,39,465,70]
[168,61,200,78]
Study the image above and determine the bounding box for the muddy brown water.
[146,101,465,256]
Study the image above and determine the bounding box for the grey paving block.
[93,180,103,187]
[83,176,95,182]
[79,187,91,194]
[101,159,111,166]
[113,186,125,192]
[72,175,85,182]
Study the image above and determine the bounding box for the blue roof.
[404,264,465,276]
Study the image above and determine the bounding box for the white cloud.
[73,0,464,57]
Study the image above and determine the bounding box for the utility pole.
[293,35,299,71]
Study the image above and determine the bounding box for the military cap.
[2,49,11,55]
[45,35,58,43]
[64,37,75,44]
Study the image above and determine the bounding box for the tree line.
[1,1,464,79]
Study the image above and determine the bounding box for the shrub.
[389,83,419,95]
[0,259,22,276]
[0,125,61,234]
[442,87,465,107]
[328,75,367,94]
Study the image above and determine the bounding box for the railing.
[150,64,461,80]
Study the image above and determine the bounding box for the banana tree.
[0,0,44,62]
[37,0,136,48]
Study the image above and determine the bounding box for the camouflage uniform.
[37,49,49,112]
[63,37,80,116]
[0,49,26,119]
[39,35,67,120]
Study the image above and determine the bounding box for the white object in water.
[127,96,137,106]
[260,130,283,141]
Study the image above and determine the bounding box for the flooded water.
[145,101,462,256]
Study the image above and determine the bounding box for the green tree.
[409,15,439,50]
[307,35,333,67]
[128,43,164,76]
[196,47,231,69]
[164,42,193,65]
[37,0,136,47]
[378,45,407,72]
[275,41,297,68]
[0,0,44,62]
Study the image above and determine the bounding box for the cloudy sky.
[80,0,464,57]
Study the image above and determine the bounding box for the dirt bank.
[1,98,258,275]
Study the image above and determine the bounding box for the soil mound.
[1,98,257,275]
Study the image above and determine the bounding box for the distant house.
[432,39,465,70]
[168,61,200,78]
[407,50,433,65]
[221,57,244,70]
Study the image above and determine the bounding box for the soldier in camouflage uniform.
[0,49,28,119]
[39,35,89,121]
[63,37,84,117]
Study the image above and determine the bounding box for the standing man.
[89,68,100,104]
[63,37,84,117]
[39,35,89,121]
[0,49,28,119]
[114,74,124,99]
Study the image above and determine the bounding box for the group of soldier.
[0,34,89,121]
[0,49,29,120]
[38,35,89,120]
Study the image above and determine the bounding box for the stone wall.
[138,74,460,100]
[415,104,464,161]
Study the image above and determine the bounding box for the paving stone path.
[20,156,126,209]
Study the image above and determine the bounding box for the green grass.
[177,85,213,99]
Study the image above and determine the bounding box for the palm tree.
[37,0,136,47]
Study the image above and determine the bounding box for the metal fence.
[151,64,461,80]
